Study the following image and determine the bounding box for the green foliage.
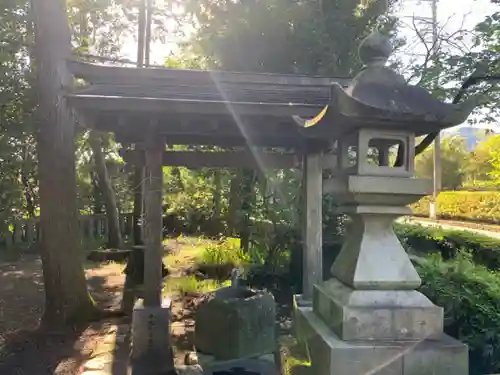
[466,133,500,184]
[199,237,249,266]
[182,0,398,76]
[423,4,500,124]
[415,136,470,190]
[395,223,500,269]
[489,137,500,184]
[411,191,500,224]
[417,254,500,375]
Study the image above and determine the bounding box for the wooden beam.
[115,132,310,148]
[143,135,164,307]
[67,94,322,118]
[122,150,302,169]
[302,152,323,301]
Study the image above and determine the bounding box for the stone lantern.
[292,30,480,375]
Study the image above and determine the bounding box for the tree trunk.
[21,145,37,218]
[21,172,36,218]
[88,131,124,249]
[30,0,95,327]
[91,173,104,214]
[239,169,255,252]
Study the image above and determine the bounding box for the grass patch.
[164,275,230,296]
[284,356,311,375]
[198,237,249,266]
[163,235,215,268]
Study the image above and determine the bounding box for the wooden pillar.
[143,135,164,307]
[132,166,145,245]
[302,152,323,300]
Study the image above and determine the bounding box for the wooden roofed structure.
[66,60,334,322]
[67,60,349,150]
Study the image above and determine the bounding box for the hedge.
[394,223,500,270]
[242,221,500,374]
[411,191,500,224]
[417,254,500,375]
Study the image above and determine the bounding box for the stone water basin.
[195,287,276,361]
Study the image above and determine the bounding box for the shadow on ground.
[0,254,128,375]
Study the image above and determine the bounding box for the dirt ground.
[0,236,210,375]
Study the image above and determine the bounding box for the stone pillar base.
[313,279,444,341]
[296,306,468,375]
[131,298,174,374]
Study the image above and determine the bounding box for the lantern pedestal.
[294,171,468,375]
[296,305,467,375]
[295,194,468,374]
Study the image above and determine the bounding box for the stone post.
[131,133,173,374]
[295,128,469,375]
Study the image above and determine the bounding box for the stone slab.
[323,175,431,207]
[313,279,443,341]
[131,298,174,374]
[296,307,468,375]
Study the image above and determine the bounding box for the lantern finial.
[358,30,392,67]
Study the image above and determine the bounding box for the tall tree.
[182,0,396,76]
[30,0,95,326]
[415,136,470,190]
[480,134,500,185]
[0,0,39,229]
[88,131,124,249]
[466,132,498,184]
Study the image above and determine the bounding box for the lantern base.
[312,279,443,341]
[295,305,468,375]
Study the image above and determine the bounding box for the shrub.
[411,191,500,224]
[417,253,500,375]
[198,237,249,266]
[394,223,500,269]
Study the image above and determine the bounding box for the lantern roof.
[293,31,480,140]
